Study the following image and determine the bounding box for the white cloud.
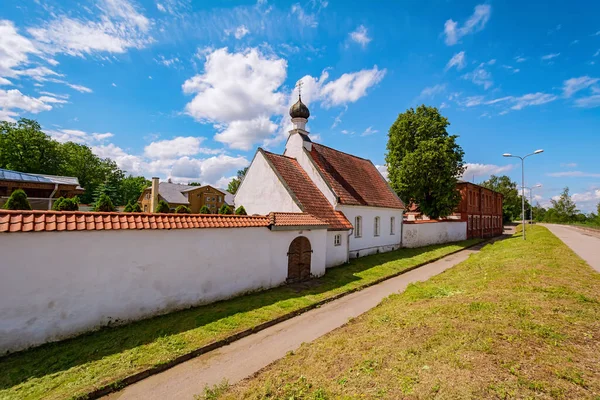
[144,136,216,158]
[0,89,61,120]
[234,25,250,39]
[574,95,600,108]
[594,49,600,57]
[443,4,491,46]
[514,56,527,63]
[27,0,153,57]
[510,92,558,110]
[320,66,386,107]
[349,25,371,48]
[561,163,577,168]
[501,65,520,73]
[62,81,93,93]
[0,20,40,79]
[290,4,318,28]
[445,51,466,71]
[419,84,446,98]
[214,117,278,150]
[361,126,378,136]
[0,77,12,86]
[562,76,599,97]
[571,190,600,212]
[547,171,600,178]
[38,91,69,99]
[155,55,180,67]
[375,165,388,180]
[541,53,560,61]
[462,163,514,180]
[462,63,493,89]
[46,128,114,144]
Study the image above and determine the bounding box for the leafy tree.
[3,189,32,210]
[130,202,142,212]
[118,176,150,206]
[52,197,65,211]
[532,203,546,222]
[385,106,465,218]
[227,167,248,195]
[52,196,79,211]
[123,201,134,212]
[187,182,202,186]
[480,175,529,223]
[548,187,578,222]
[175,205,191,214]
[94,193,116,212]
[199,205,211,214]
[218,204,232,215]
[155,200,170,213]
[235,205,247,215]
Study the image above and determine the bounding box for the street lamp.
[503,149,544,240]
[522,184,542,223]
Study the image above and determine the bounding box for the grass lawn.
[218,226,600,399]
[0,239,480,400]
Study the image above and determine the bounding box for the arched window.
[374,216,380,237]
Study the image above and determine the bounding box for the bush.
[94,193,116,212]
[155,199,170,213]
[53,196,79,211]
[218,204,232,215]
[235,205,247,215]
[175,205,191,214]
[123,201,133,212]
[131,202,142,212]
[199,205,211,214]
[3,189,32,210]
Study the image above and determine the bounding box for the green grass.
[221,226,600,399]
[0,239,480,400]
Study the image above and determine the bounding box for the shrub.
[3,189,32,210]
[199,205,211,214]
[131,202,142,212]
[155,199,170,213]
[175,205,191,214]
[54,196,79,211]
[94,193,116,212]
[235,205,247,215]
[123,201,134,212]
[52,197,65,211]
[218,204,232,215]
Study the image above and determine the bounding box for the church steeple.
[289,80,309,131]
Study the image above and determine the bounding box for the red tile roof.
[262,150,353,230]
[0,210,326,233]
[308,143,405,209]
[268,212,327,227]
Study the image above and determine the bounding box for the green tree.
[3,189,32,210]
[187,182,202,186]
[175,205,191,214]
[199,205,211,214]
[52,196,79,211]
[130,202,142,212]
[548,187,578,222]
[94,193,116,212]
[227,167,248,195]
[532,203,546,222]
[480,175,529,223]
[155,200,170,213]
[119,176,150,206]
[218,204,232,215]
[235,205,247,215]
[385,105,465,218]
[123,201,134,212]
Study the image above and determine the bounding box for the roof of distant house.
[308,143,404,209]
[143,182,233,205]
[0,168,84,190]
[0,210,327,233]
[261,149,353,231]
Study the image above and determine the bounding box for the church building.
[235,93,405,268]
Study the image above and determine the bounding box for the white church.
[235,93,406,273]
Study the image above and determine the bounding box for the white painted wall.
[402,221,467,248]
[235,151,302,215]
[0,226,327,353]
[284,132,338,207]
[325,231,348,268]
[339,205,403,258]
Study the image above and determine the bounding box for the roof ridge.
[260,148,297,160]
[0,210,269,218]
[311,142,371,162]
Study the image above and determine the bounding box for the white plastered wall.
[325,230,348,268]
[402,221,467,248]
[234,151,302,215]
[0,226,326,353]
[340,205,403,258]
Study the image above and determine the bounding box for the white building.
[235,95,405,267]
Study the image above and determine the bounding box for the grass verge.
[0,239,480,400]
[219,226,600,399]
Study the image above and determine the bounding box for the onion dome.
[289,96,310,119]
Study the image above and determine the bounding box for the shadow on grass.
[0,241,477,390]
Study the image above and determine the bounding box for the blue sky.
[1,0,599,211]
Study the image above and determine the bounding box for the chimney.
[151,177,159,213]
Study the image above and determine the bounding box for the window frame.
[390,216,396,235]
[334,234,342,246]
[374,216,381,237]
[354,216,362,238]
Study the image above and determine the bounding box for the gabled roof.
[261,149,352,230]
[0,168,84,190]
[143,183,234,205]
[308,143,404,209]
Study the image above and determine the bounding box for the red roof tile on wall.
[308,143,405,209]
[262,150,353,230]
[0,210,328,233]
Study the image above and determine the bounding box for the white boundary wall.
[0,227,327,353]
[402,221,466,248]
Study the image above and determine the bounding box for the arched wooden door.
[287,236,312,282]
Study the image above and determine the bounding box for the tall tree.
[549,187,578,222]
[227,167,248,194]
[480,175,529,223]
[119,175,150,206]
[385,105,465,218]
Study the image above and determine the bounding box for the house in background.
[0,168,84,210]
[235,94,405,267]
[138,179,234,213]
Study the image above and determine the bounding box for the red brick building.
[454,181,503,239]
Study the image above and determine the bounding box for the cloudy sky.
[1,0,599,211]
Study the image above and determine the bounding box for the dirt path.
[105,240,497,400]
[542,224,600,272]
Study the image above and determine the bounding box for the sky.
[1,0,599,212]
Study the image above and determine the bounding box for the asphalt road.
[543,224,600,272]
[105,241,494,400]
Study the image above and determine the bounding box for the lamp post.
[522,184,542,223]
[503,149,544,240]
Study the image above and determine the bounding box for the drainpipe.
[346,228,353,263]
[48,184,59,210]
[400,210,404,248]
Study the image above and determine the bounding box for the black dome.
[289,97,310,119]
